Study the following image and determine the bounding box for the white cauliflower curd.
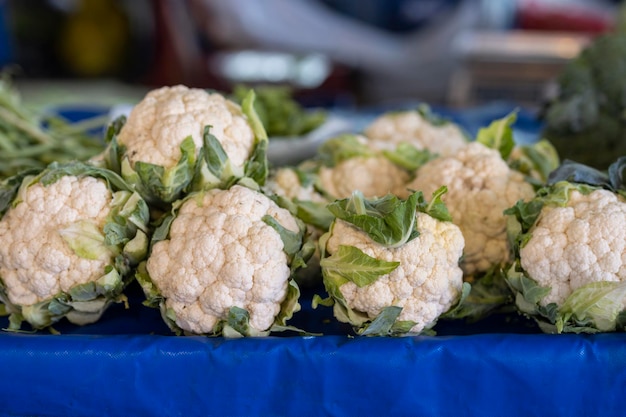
[504,155,626,333]
[364,107,468,157]
[318,155,410,199]
[1,176,112,306]
[520,188,626,306]
[315,134,411,199]
[140,184,308,337]
[118,85,254,169]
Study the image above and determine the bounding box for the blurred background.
[0,0,621,110]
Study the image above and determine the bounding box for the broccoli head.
[540,30,626,169]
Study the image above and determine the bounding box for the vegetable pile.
[3,77,626,338]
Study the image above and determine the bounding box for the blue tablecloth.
[2,103,624,417]
[2,328,625,416]
[1,280,625,417]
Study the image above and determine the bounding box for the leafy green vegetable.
[320,245,400,288]
[317,134,375,167]
[441,268,513,322]
[0,73,107,180]
[193,127,243,192]
[327,187,451,249]
[232,84,326,137]
[327,190,420,248]
[558,281,626,333]
[547,157,626,197]
[476,110,517,160]
[382,142,436,172]
[359,306,417,337]
[540,12,626,169]
[105,133,198,207]
[59,220,113,260]
[504,156,626,333]
[505,264,626,334]
[104,89,270,207]
[508,139,560,186]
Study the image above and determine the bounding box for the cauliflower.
[403,141,535,276]
[520,188,626,305]
[315,134,415,200]
[314,188,468,336]
[264,165,327,205]
[363,105,468,157]
[318,156,410,200]
[100,85,268,206]
[505,158,626,333]
[0,162,150,331]
[404,111,558,323]
[137,184,310,337]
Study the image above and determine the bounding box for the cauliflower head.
[520,188,626,306]
[141,184,307,337]
[0,162,150,330]
[315,134,411,200]
[404,141,535,276]
[364,107,468,157]
[264,166,327,204]
[316,189,467,336]
[103,85,267,205]
[325,215,464,334]
[506,169,626,334]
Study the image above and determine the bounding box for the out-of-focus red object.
[516,0,615,34]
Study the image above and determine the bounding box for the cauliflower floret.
[118,85,255,169]
[0,176,113,306]
[146,185,301,335]
[403,141,535,276]
[264,167,327,203]
[325,213,465,333]
[319,156,410,199]
[364,109,467,157]
[520,188,626,306]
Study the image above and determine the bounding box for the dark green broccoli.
[540,23,626,169]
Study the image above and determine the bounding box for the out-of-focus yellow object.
[58,0,130,77]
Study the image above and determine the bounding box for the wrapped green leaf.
[0,73,107,180]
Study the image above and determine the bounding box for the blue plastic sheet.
[1,282,625,417]
[2,329,626,416]
[2,103,624,417]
